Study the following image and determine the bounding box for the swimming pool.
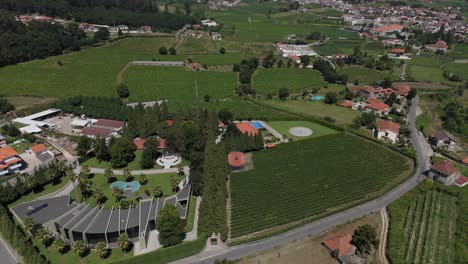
[110,181,141,192]
[250,121,265,129]
[310,95,325,101]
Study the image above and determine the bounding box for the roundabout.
[288,126,313,137]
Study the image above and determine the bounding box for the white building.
[373,120,400,143]
[201,19,218,27]
[277,44,317,58]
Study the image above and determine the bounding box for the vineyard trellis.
[106,37,177,54]
[229,134,412,237]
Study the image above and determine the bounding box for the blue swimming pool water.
[310,95,324,101]
[110,181,141,192]
[250,121,264,129]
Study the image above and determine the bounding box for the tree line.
[0,13,88,67]
[0,0,196,32]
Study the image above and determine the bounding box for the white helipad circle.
[289,127,313,137]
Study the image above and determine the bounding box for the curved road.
[172,96,430,264]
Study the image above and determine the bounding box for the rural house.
[0,146,23,176]
[370,24,404,36]
[427,160,465,186]
[323,233,361,263]
[365,98,390,116]
[429,131,458,151]
[427,40,448,52]
[374,120,401,143]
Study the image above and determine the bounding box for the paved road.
[0,236,21,264]
[172,96,430,264]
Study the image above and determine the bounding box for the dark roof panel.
[11,195,76,225]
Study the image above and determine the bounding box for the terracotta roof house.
[192,62,202,70]
[427,40,448,52]
[94,119,125,132]
[28,144,48,155]
[339,101,353,108]
[228,152,245,171]
[391,48,405,55]
[392,84,410,96]
[81,127,115,139]
[133,138,146,150]
[374,120,401,143]
[323,233,358,263]
[455,175,468,187]
[428,160,464,186]
[429,131,457,151]
[0,146,23,176]
[370,24,404,36]
[365,98,390,116]
[349,85,376,98]
[236,122,259,136]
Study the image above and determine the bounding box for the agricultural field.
[444,62,468,80]
[337,66,398,84]
[178,38,275,56]
[207,1,359,42]
[261,99,360,125]
[409,54,454,68]
[78,172,183,209]
[388,182,463,264]
[123,65,238,101]
[407,65,446,83]
[268,121,338,140]
[105,36,177,53]
[253,68,325,94]
[313,40,363,56]
[230,134,412,238]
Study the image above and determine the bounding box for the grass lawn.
[230,133,413,237]
[260,99,360,125]
[337,66,397,84]
[185,196,197,232]
[268,121,339,141]
[123,66,238,101]
[253,68,325,94]
[9,140,33,153]
[407,65,446,83]
[81,172,182,209]
[444,62,468,80]
[9,178,69,207]
[314,40,363,56]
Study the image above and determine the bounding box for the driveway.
[170,96,430,264]
[0,237,21,264]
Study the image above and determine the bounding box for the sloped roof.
[228,152,245,167]
[133,138,145,150]
[377,120,401,134]
[0,146,18,160]
[95,119,125,129]
[323,234,355,256]
[366,98,389,111]
[29,144,47,153]
[81,127,114,138]
[371,24,404,32]
[340,101,353,107]
[236,122,259,136]
[431,161,459,176]
[455,175,468,187]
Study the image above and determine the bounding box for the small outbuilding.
[228,151,245,171]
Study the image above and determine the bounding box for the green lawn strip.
[260,99,360,125]
[9,141,33,153]
[253,68,325,94]
[229,133,412,237]
[9,178,69,207]
[123,66,237,101]
[82,173,182,209]
[185,196,197,232]
[112,233,206,264]
[267,120,338,140]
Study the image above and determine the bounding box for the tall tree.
[110,137,136,168]
[156,205,186,247]
[352,224,379,255]
[118,233,131,255]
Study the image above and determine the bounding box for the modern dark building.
[11,183,191,250]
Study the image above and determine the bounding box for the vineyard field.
[253,68,325,94]
[388,184,459,264]
[230,134,412,238]
[106,37,177,54]
[409,54,453,68]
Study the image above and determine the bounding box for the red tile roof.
[228,152,245,167]
[339,101,353,107]
[323,234,355,256]
[366,98,389,111]
[0,146,18,160]
[236,122,259,136]
[95,119,125,129]
[30,144,47,153]
[377,120,401,134]
[463,157,468,165]
[266,143,276,149]
[428,40,448,49]
[431,161,459,176]
[455,175,468,186]
[81,127,114,138]
[133,138,146,150]
[371,24,404,32]
[349,85,374,93]
[158,138,167,149]
[393,84,410,95]
[166,119,174,126]
[391,48,405,54]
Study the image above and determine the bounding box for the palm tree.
[23,217,36,235]
[138,174,148,185]
[112,187,124,202]
[123,168,133,182]
[118,233,130,255]
[104,167,114,183]
[67,168,81,203]
[52,238,67,255]
[72,240,87,259]
[36,228,53,246]
[93,188,105,205]
[154,185,164,198]
[95,241,109,259]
